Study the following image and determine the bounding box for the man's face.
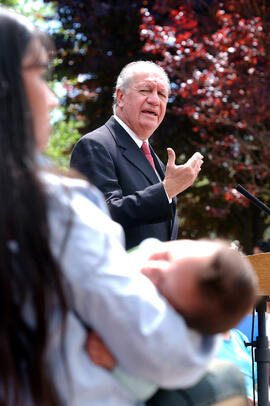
[116,71,168,140]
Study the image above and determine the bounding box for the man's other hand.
[163,149,204,199]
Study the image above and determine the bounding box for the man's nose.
[147,90,159,105]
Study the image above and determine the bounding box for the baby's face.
[142,239,255,334]
[157,255,211,320]
[141,240,227,333]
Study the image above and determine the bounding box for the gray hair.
[112,61,170,113]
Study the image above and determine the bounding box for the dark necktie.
[141,142,156,170]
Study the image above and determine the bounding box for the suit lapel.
[106,117,160,184]
[149,144,165,180]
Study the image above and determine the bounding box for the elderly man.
[70,61,203,249]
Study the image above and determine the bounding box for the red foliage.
[140,0,270,205]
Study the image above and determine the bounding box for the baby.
[86,238,258,401]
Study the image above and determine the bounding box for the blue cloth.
[39,170,219,406]
[217,329,257,399]
[236,314,258,342]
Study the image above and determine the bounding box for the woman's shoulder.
[39,169,92,193]
[39,169,124,244]
[39,169,108,212]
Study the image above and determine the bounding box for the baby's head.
[142,239,258,334]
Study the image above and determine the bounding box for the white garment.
[39,170,219,406]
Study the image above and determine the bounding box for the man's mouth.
[142,110,158,117]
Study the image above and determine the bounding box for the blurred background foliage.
[4,0,270,252]
[1,0,83,168]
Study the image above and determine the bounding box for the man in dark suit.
[70,61,203,250]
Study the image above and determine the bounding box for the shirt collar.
[114,114,149,148]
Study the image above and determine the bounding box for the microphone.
[236,184,270,216]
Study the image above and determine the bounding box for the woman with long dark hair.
[0,7,240,406]
[0,7,67,405]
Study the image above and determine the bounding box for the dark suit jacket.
[70,116,178,250]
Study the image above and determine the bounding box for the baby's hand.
[86,331,116,370]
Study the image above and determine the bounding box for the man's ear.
[116,88,125,108]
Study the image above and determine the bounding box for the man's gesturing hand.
[163,148,204,199]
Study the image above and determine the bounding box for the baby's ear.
[141,260,168,287]
[147,250,172,262]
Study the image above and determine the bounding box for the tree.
[0,0,55,27]
[43,0,158,134]
[1,0,83,167]
[140,0,270,252]
[42,0,270,251]
[42,0,205,240]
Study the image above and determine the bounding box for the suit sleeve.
[70,137,174,228]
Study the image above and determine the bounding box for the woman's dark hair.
[0,7,67,405]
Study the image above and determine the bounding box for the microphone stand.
[236,184,270,406]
